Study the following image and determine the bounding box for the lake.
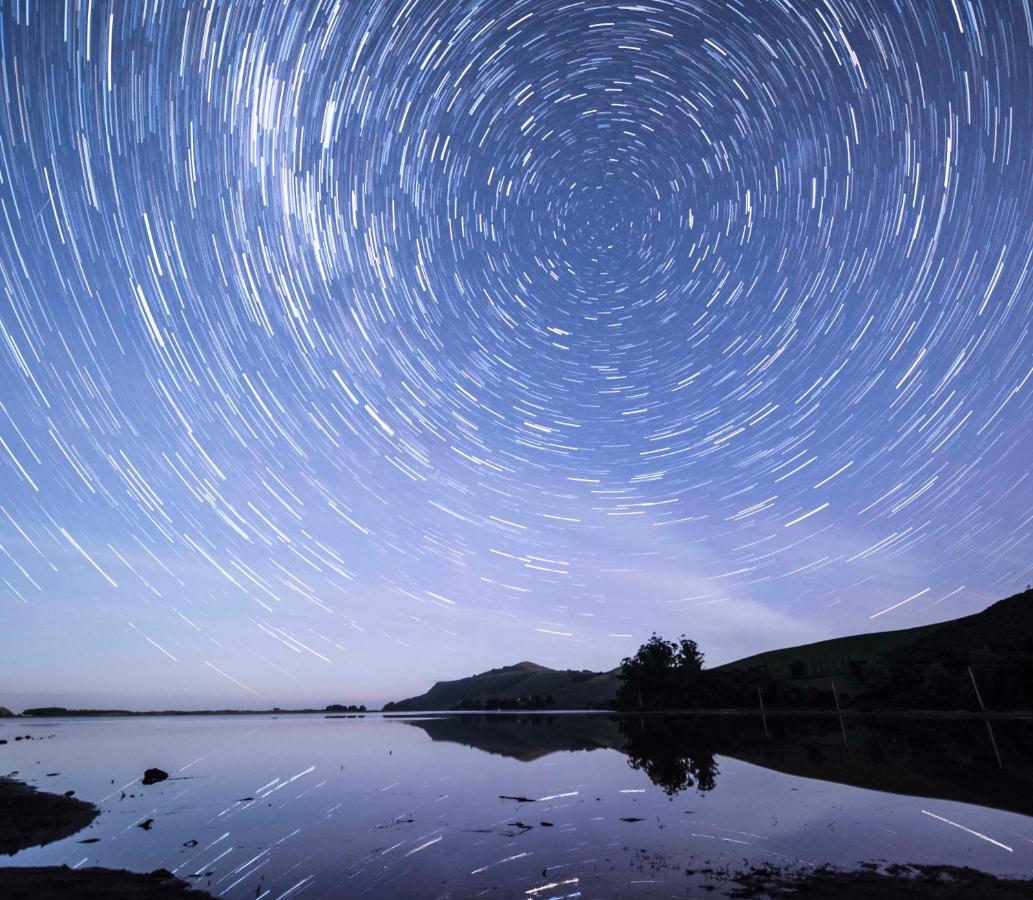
[2,712,1032,897]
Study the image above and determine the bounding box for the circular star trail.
[1,0,1031,702]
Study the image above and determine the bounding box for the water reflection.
[400,713,1033,814]
[5,713,1032,896]
[620,714,718,795]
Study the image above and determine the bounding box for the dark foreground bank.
[723,862,1033,898]
[0,777,204,897]
[0,866,200,898]
[0,776,99,855]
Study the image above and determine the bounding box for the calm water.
[2,713,1032,898]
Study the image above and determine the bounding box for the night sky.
[1,0,1031,709]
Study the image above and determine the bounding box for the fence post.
[831,679,848,746]
[985,719,1003,767]
[967,666,1001,764]
[967,666,986,712]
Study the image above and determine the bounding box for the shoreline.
[0,777,99,857]
[4,707,365,720]
[716,862,1033,898]
[5,707,1031,720]
[384,707,1033,719]
[609,707,1033,719]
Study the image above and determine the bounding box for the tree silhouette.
[616,633,705,710]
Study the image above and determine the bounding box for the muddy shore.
[724,862,1033,898]
[0,777,205,897]
[0,866,202,898]
[0,776,99,856]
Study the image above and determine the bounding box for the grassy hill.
[715,621,943,692]
[717,588,1033,705]
[382,662,619,711]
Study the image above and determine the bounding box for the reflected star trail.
[1,0,1031,706]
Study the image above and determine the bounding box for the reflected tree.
[619,715,719,796]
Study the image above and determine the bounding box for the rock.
[137,818,154,830]
[142,768,169,786]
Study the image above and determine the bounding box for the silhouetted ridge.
[383,662,618,711]
[715,588,1033,709]
[383,589,1033,713]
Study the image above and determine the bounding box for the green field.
[715,621,944,691]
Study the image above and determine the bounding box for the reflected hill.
[395,713,624,762]
[382,662,618,711]
[714,715,1033,816]
[400,713,1033,816]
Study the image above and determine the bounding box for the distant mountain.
[382,661,619,711]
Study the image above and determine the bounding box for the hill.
[382,661,619,711]
[382,589,1032,712]
[715,620,943,692]
[717,588,1033,708]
